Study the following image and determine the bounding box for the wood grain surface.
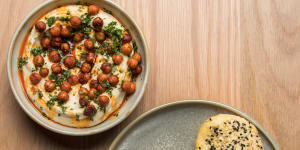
[0,0,299,149]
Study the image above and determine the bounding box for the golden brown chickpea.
[30,73,42,85]
[127,58,138,69]
[122,34,132,43]
[61,27,71,38]
[79,87,89,98]
[112,54,123,65]
[50,26,61,37]
[78,73,91,84]
[100,62,112,74]
[81,63,92,73]
[105,40,115,54]
[132,65,142,75]
[86,52,95,64]
[132,52,142,63]
[39,68,49,77]
[83,104,97,116]
[64,56,76,69]
[79,97,89,107]
[122,81,135,94]
[70,16,82,28]
[51,63,62,74]
[121,43,133,55]
[95,31,106,42]
[44,80,56,92]
[61,43,70,53]
[88,88,97,99]
[97,73,108,83]
[68,75,79,85]
[58,91,69,102]
[92,17,103,31]
[97,84,106,93]
[60,81,71,92]
[41,37,51,49]
[89,79,98,89]
[84,39,94,50]
[33,55,44,67]
[51,37,62,48]
[88,5,100,15]
[108,75,119,87]
[73,33,84,42]
[49,50,61,63]
[35,21,46,32]
[98,95,109,107]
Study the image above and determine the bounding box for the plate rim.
[109,99,280,150]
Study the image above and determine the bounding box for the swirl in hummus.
[17,3,143,128]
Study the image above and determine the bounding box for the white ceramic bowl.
[7,0,149,136]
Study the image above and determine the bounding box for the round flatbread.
[195,114,264,150]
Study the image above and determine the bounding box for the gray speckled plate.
[109,100,280,150]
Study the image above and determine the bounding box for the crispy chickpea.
[88,88,97,99]
[88,5,100,15]
[44,80,56,92]
[49,50,61,63]
[58,91,69,102]
[79,87,88,97]
[33,55,44,67]
[122,81,136,94]
[84,39,94,50]
[73,33,84,42]
[60,81,71,92]
[39,68,49,77]
[61,27,71,38]
[132,52,142,63]
[112,54,123,65]
[78,73,91,84]
[96,84,106,93]
[101,62,112,74]
[95,31,105,42]
[68,75,79,85]
[30,73,42,85]
[70,16,82,28]
[132,65,142,74]
[50,26,61,37]
[83,104,97,117]
[79,97,89,107]
[81,63,92,73]
[127,58,138,69]
[121,43,133,55]
[122,34,132,43]
[89,79,98,89]
[41,37,51,49]
[108,75,119,87]
[98,95,109,107]
[92,17,103,31]
[97,73,108,83]
[86,52,95,64]
[51,63,62,74]
[51,37,62,48]
[64,56,76,69]
[35,21,46,32]
[61,43,70,53]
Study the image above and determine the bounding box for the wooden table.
[1,0,299,149]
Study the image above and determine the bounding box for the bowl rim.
[109,100,280,150]
[7,0,150,136]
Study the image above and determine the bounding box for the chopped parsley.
[75,114,80,121]
[133,41,138,52]
[75,59,81,68]
[47,16,56,27]
[46,95,58,109]
[80,51,88,60]
[18,56,28,71]
[101,81,113,97]
[30,47,46,56]
[103,22,123,54]
[38,90,43,98]
[80,13,93,38]
[49,70,70,86]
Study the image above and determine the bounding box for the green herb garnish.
[18,56,28,71]
[47,16,56,27]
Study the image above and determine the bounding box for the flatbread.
[195,114,264,150]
